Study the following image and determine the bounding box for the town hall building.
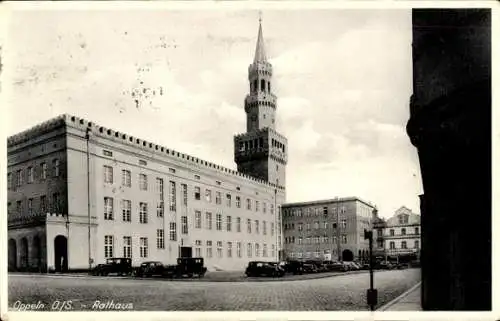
[7,19,288,272]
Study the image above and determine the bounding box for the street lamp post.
[365,229,378,311]
[86,128,93,273]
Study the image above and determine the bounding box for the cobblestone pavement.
[9,268,420,311]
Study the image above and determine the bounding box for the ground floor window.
[206,241,213,258]
[247,243,252,258]
[217,241,223,258]
[104,235,114,258]
[156,229,165,249]
[255,243,260,257]
[195,240,202,257]
[271,244,275,258]
[263,244,268,257]
[237,242,242,258]
[227,242,232,258]
[123,236,132,258]
[140,237,148,258]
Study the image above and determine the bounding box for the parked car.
[302,262,318,273]
[175,257,207,278]
[245,261,285,277]
[283,260,304,275]
[343,261,359,271]
[92,258,133,276]
[136,261,165,277]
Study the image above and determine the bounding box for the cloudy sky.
[4,8,422,218]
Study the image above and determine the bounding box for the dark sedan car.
[92,258,133,276]
[245,261,285,277]
[136,261,165,277]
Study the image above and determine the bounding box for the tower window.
[253,80,258,93]
[268,82,271,92]
[261,79,265,92]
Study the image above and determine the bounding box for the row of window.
[195,241,276,259]
[377,227,419,237]
[103,234,277,260]
[7,159,60,189]
[288,251,327,259]
[9,193,62,215]
[282,206,348,218]
[388,240,419,250]
[284,235,348,245]
[102,197,276,236]
[284,220,347,231]
[103,165,276,214]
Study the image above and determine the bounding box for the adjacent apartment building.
[281,198,377,262]
[372,206,421,263]
[7,19,287,272]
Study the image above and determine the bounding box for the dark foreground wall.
[408,9,491,310]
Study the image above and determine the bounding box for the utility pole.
[336,197,342,262]
[365,229,378,311]
[86,127,93,273]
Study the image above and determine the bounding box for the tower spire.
[254,12,267,63]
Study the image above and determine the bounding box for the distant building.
[373,206,421,263]
[7,18,287,273]
[281,198,376,262]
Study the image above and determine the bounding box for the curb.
[377,281,421,311]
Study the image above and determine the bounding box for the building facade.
[281,198,376,262]
[7,19,287,272]
[372,206,421,263]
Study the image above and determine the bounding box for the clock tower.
[234,17,288,188]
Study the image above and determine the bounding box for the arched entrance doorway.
[20,237,29,269]
[342,249,354,261]
[8,239,17,271]
[33,236,42,271]
[54,235,68,272]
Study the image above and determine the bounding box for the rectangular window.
[226,216,232,232]
[41,163,47,180]
[390,241,395,249]
[28,198,33,215]
[255,201,259,212]
[298,223,303,231]
[263,221,267,235]
[194,175,201,180]
[169,181,176,212]
[314,221,319,229]
[298,237,303,245]
[140,237,148,258]
[206,241,213,258]
[122,199,131,222]
[263,244,268,257]
[255,243,260,257]
[156,178,164,199]
[415,240,419,248]
[169,168,176,174]
[7,172,12,190]
[104,197,114,220]
[40,195,47,213]
[324,222,328,229]
[323,206,328,217]
[181,216,188,234]
[157,229,165,249]
[247,243,253,258]
[53,159,60,177]
[104,235,114,258]
[139,202,148,224]
[215,191,221,205]
[16,201,22,214]
[27,167,34,183]
[122,170,131,187]
[123,236,132,258]
[341,219,347,229]
[139,174,148,190]
[237,242,242,258]
[206,189,212,203]
[139,160,147,166]
[255,220,259,234]
[246,198,251,210]
[182,183,188,206]
[103,150,113,157]
[236,196,241,208]
[195,240,202,257]
[104,166,113,184]
[194,186,201,200]
[157,201,164,217]
[271,245,275,258]
[217,241,223,258]
[306,223,311,231]
[415,227,419,235]
[216,214,222,231]
[226,194,231,207]
[402,241,407,249]
[263,202,267,214]
[342,235,347,244]
[247,219,252,233]
[206,212,213,230]
[236,217,241,232]
[195,210,202,229]
[270,204,274,214]
[271,222,275,236]
[169,222,177,241]
[227,242,232,258]
[16,169,23,187]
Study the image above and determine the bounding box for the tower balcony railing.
[245,93,277,104]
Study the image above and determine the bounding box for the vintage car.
[91,258,133,276]
[245,261,285,277]
[283,260,304,275]
[136,261,166,277]
[163,257,208,278]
